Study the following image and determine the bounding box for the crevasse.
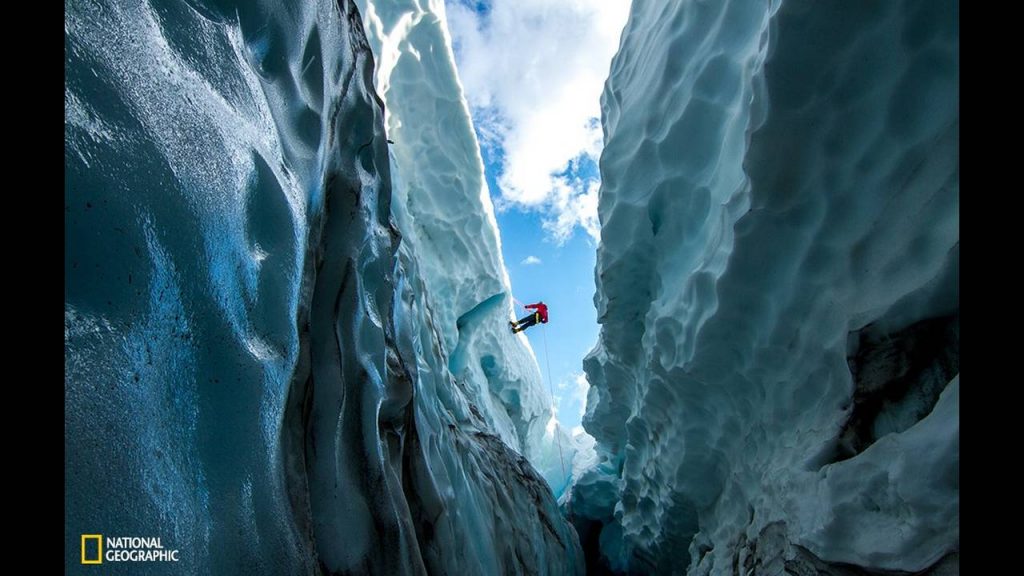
[65,0,581,573]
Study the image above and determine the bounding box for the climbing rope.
[512,296,573,514]
[542,322,574,520]
[512,296,567,480]
[542,322,567,480]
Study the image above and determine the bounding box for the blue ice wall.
[65,1,581,573]
[574,0,959,573]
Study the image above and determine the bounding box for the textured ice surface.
[575,0,959,573]
[65,0,580,573]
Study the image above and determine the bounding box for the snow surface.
[575,0,959,573]
[65,0,580,573]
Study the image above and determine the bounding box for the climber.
[510,301,548,334]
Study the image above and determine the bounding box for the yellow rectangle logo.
[81,534,103,564]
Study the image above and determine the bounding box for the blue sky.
[445,0,631,432]
[482,139,598,432]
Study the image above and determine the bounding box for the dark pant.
[513,313,540,332]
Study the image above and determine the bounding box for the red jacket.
[525,302,548,323]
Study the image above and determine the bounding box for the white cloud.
[543,179,600,244]
[556,372,591,422]
[448,0,631,243]
[521,255,542,266]
[546,411,558,435]
[572,372,590,420]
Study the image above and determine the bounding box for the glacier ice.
[352,0,579,496]
[65,0,581,573]
[64,0,960,572]
[574,0,959,574]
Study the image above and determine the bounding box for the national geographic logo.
[81,535,180,564]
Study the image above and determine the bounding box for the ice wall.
[65,0,580,573]
[353,0,577,494]
[576,0,959,573]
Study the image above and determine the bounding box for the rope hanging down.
[512,296,566,479]
[542,320,566,480]
[544,324,574,519]
[512,293,569,512]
